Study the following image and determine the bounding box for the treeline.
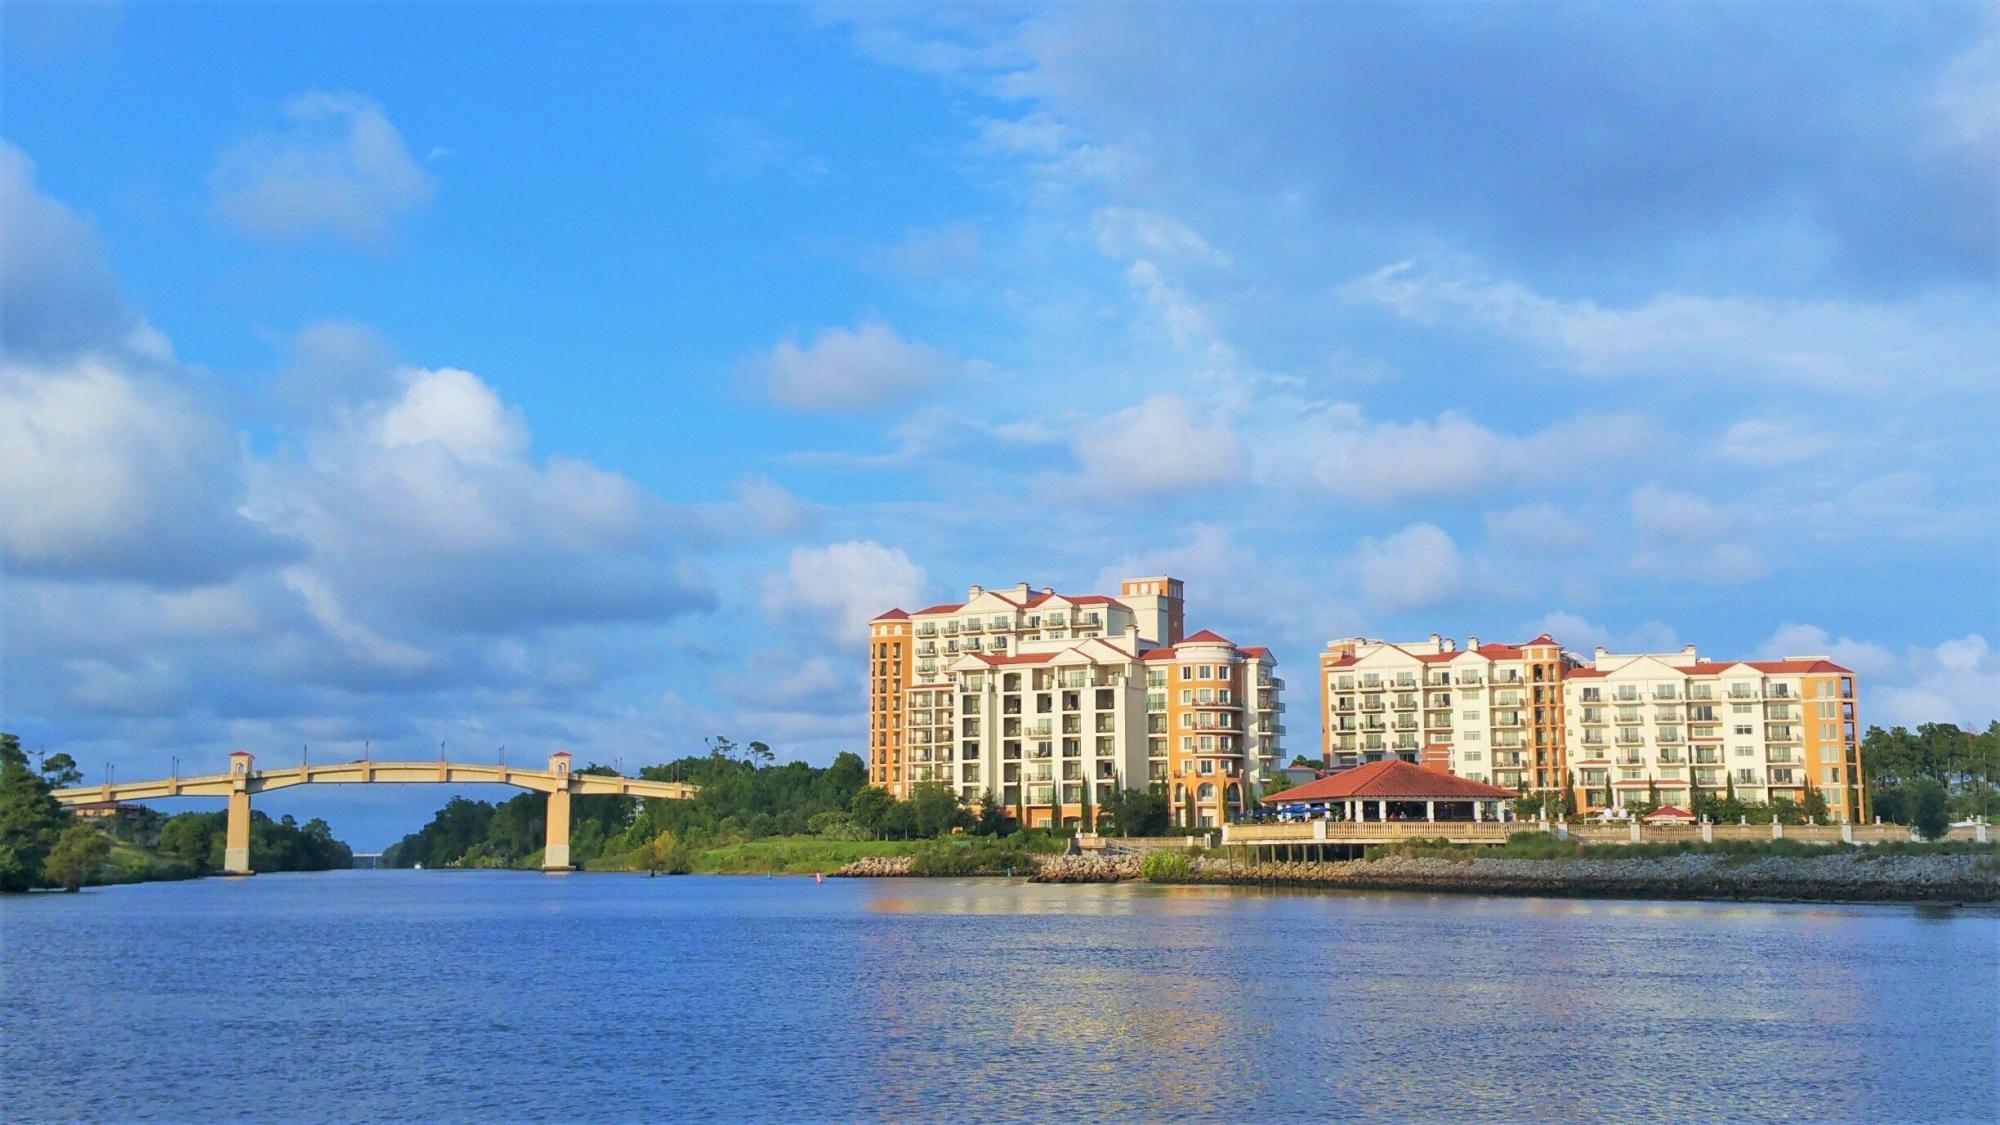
[0,734,111,892]
[156,810,353,873]
[1863,722,1999,823]
[384,736,1182,872]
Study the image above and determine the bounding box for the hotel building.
[1318,635,1866,822]
[867,577,1285,828]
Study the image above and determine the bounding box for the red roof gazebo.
[1262,759,1520,823]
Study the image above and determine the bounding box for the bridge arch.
[51,750,696,875]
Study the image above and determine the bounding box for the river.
[4,871,1995,1122]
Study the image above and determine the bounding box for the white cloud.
[756,320,961,411]
[1485,503,1594,552]
[762,541,927,640]
[1357,523,1463,613]
[0,355,291,585]
[247,364,711,632]
[211,91,434,247]
[1073,393,1244,494]
[1261,406,1653,502]
[1758,625,1999,729]
[866,222,984,280]
[373,366,528,463]
[1091,206,1228,267]
[1526,612,1679,656]
[0,142,138,359]
[1347,256,1999,391]
[1716,419,1836,465]
[1756,623,1899,679]
[1628,485,1725,542]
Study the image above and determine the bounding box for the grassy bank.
[94,839,203,886]
[580,832,1070,876]
[578,836,924,874]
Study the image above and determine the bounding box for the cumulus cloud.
[0,142,140,359]
[756,320,961,411]
[1756,623,1899,679]
[762,540,928,638]
[211,91,435,246]
[1357,523,1463,614]
[1758,625,1999,729]
[0,356,295,585]
[249,364,712,632]
[1073,393,1245,494]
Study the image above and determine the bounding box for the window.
[1180,689,1193,704]
[1464,730,1482,741]
[1181,666,1193,681]
[1462,750,1483,762]
[1198,665,1213,680]
[1734,724,1754,737]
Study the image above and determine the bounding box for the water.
[4,872,1996,1123]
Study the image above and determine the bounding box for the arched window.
[1225,783,1242,809]
[1172,784,1187,804]
[1197,783,1217,803]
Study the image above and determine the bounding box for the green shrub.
[1140,850,1193,882]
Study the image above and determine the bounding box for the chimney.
[1429,632,1441,648]
[1682,644,1697,657]
[1125,623,1140,651]
[1016,581,1032,599]
[1041,586,1054,595]
[968,584,983,600]
[1468,635,1480,650]
[1595,646,1609,659]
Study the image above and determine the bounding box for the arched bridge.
[51,750,695,875]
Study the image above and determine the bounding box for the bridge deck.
[52,761,696,805]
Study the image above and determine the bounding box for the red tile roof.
[871,608,909,621]
[911,602,964,615]
[1181,628,1233,645]
[972,652,1055,665]
[1261,759,1518,803]
[1141,646,1178,661]
[1742,658,1852,674]
[1239,645,1270,658]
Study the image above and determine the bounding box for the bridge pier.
[542,751,573,871]
[224,750,255,875]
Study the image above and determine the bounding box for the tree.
[37,751,83,788]
[849,787,895,838]
[907,782,965,838]
[0,733,66,892]
[640,830,691,875]
[1079,775,1094,834]
[45,822,111,891]
[1909,778,1950,841]
[973,792,1006,835]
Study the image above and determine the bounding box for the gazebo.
[1261,759,1519,824]
[1643,804,1696,825]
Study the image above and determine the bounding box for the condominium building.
[867,577,1285,828]
[1565,647,1863,822]
[1318,634,1571,790]
[1318,635,1866,822]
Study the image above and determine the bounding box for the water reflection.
[2,872,1994,1122]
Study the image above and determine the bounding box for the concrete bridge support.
[224,750,255,875]
[542,750,574,871]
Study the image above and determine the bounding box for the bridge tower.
[224,750,255,875]
[542,750,573,871]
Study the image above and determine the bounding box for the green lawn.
[688,837,920,874]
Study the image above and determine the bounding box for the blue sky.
[4,2,1995,847]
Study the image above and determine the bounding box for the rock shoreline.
[833,851,2000,904]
